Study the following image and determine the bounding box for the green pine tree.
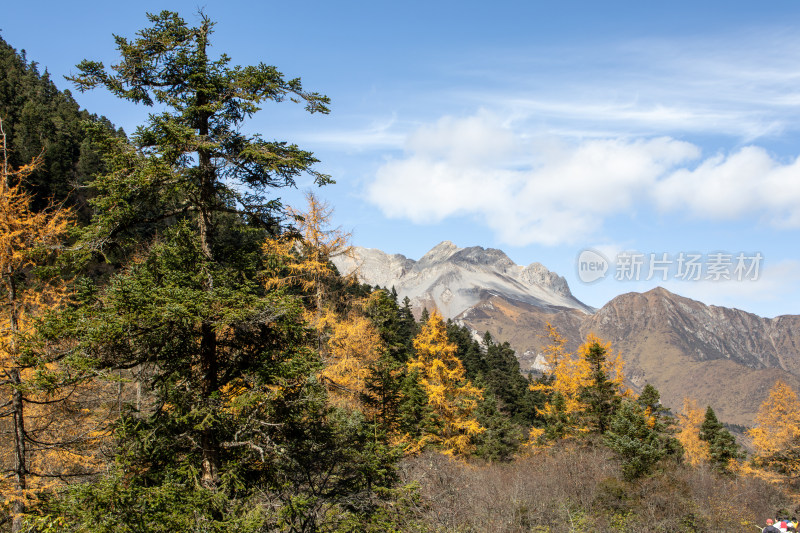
[66,8,331,488]
[472,389,524,462]
[636,383,683,458]
[699,406,743,473]
[580,340,621,434]
[362,355,405,432]
[36,11,401,530]
[604,399,681,480]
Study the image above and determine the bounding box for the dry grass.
[398,441,791,532]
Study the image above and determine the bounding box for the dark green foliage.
[580,341,621,434]
[537,390,573,442]
[472,390,524,462]
[362,355,405,432]
[441,323,545,460]
[446,322,487,379]
[397,369,436,439]
[446,324,540,426]
[31,11,407,530]
[362,289,415,363]
[635,383,683,458]
[419,308,430,324]
[0,35,119,218]
[636,384,665,417]
[67,10,331,260]
[699,406,743,473]
[481,334,540,425]
[398,296,418,346]
[38,407,404,532]
[266,408,404,532]
[357,289,421,436]
[604,399,680,480]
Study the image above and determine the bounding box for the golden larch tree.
[264,192,351,316]
[262,193,381,412]
[262,191,354,361]
[676,397,709,466]
[0,118,107,531]
[528,324,591,444]
[408,310,484,456]
[748,380,800,480]
[318,308,383,411]
[529,325,626,445]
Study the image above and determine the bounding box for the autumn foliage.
[408,311,484,455]
[528,324,626,445]
[263,191,352,321]
[676,397,709,467]
[749,380,800,484]
[4,13,800,529]
[318,309,383,410]
[0,119,107,530]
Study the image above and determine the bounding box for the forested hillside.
[1,12,799,533]
[0,35,122,219]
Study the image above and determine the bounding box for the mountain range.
[333,242,800,426]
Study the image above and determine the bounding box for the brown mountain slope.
[458,296,586,372]
[459,287,800,426]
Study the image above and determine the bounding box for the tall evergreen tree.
[579,336,622,434]
[635,383,683,458]
[37,11,401,530]
[66,9,330,488]
[445,321,486,380]
[471,389,524,462]
[604,399,677,480]
[699,406,742,473]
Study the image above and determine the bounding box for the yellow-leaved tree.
[748,380,800,482]
[262,193,384,412]
[318,309,383,411]
[0,118,107,531]
[676,397,709,466]
[529,324,626,445]
[529,323,591,444]
[263,192,352,321]
[408,310,484,456]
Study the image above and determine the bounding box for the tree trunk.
[195,30,220,487]
[10,370,26,533]
[6,257,26,532]
[199,321,219,488]
[197,146,220,487]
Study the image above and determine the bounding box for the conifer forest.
[1,11,800,533]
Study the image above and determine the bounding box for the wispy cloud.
[294,114,407,150]
[440,31,800,142]
[360,29,800,246]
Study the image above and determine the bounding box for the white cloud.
[366,112,800,245]
[405,112,517,164]
[367,114,698,245]
[654,147,800,225]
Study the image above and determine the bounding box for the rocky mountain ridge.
[335,242,800,425]
[333,241,592,319]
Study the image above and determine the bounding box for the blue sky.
[4,1,800,317]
